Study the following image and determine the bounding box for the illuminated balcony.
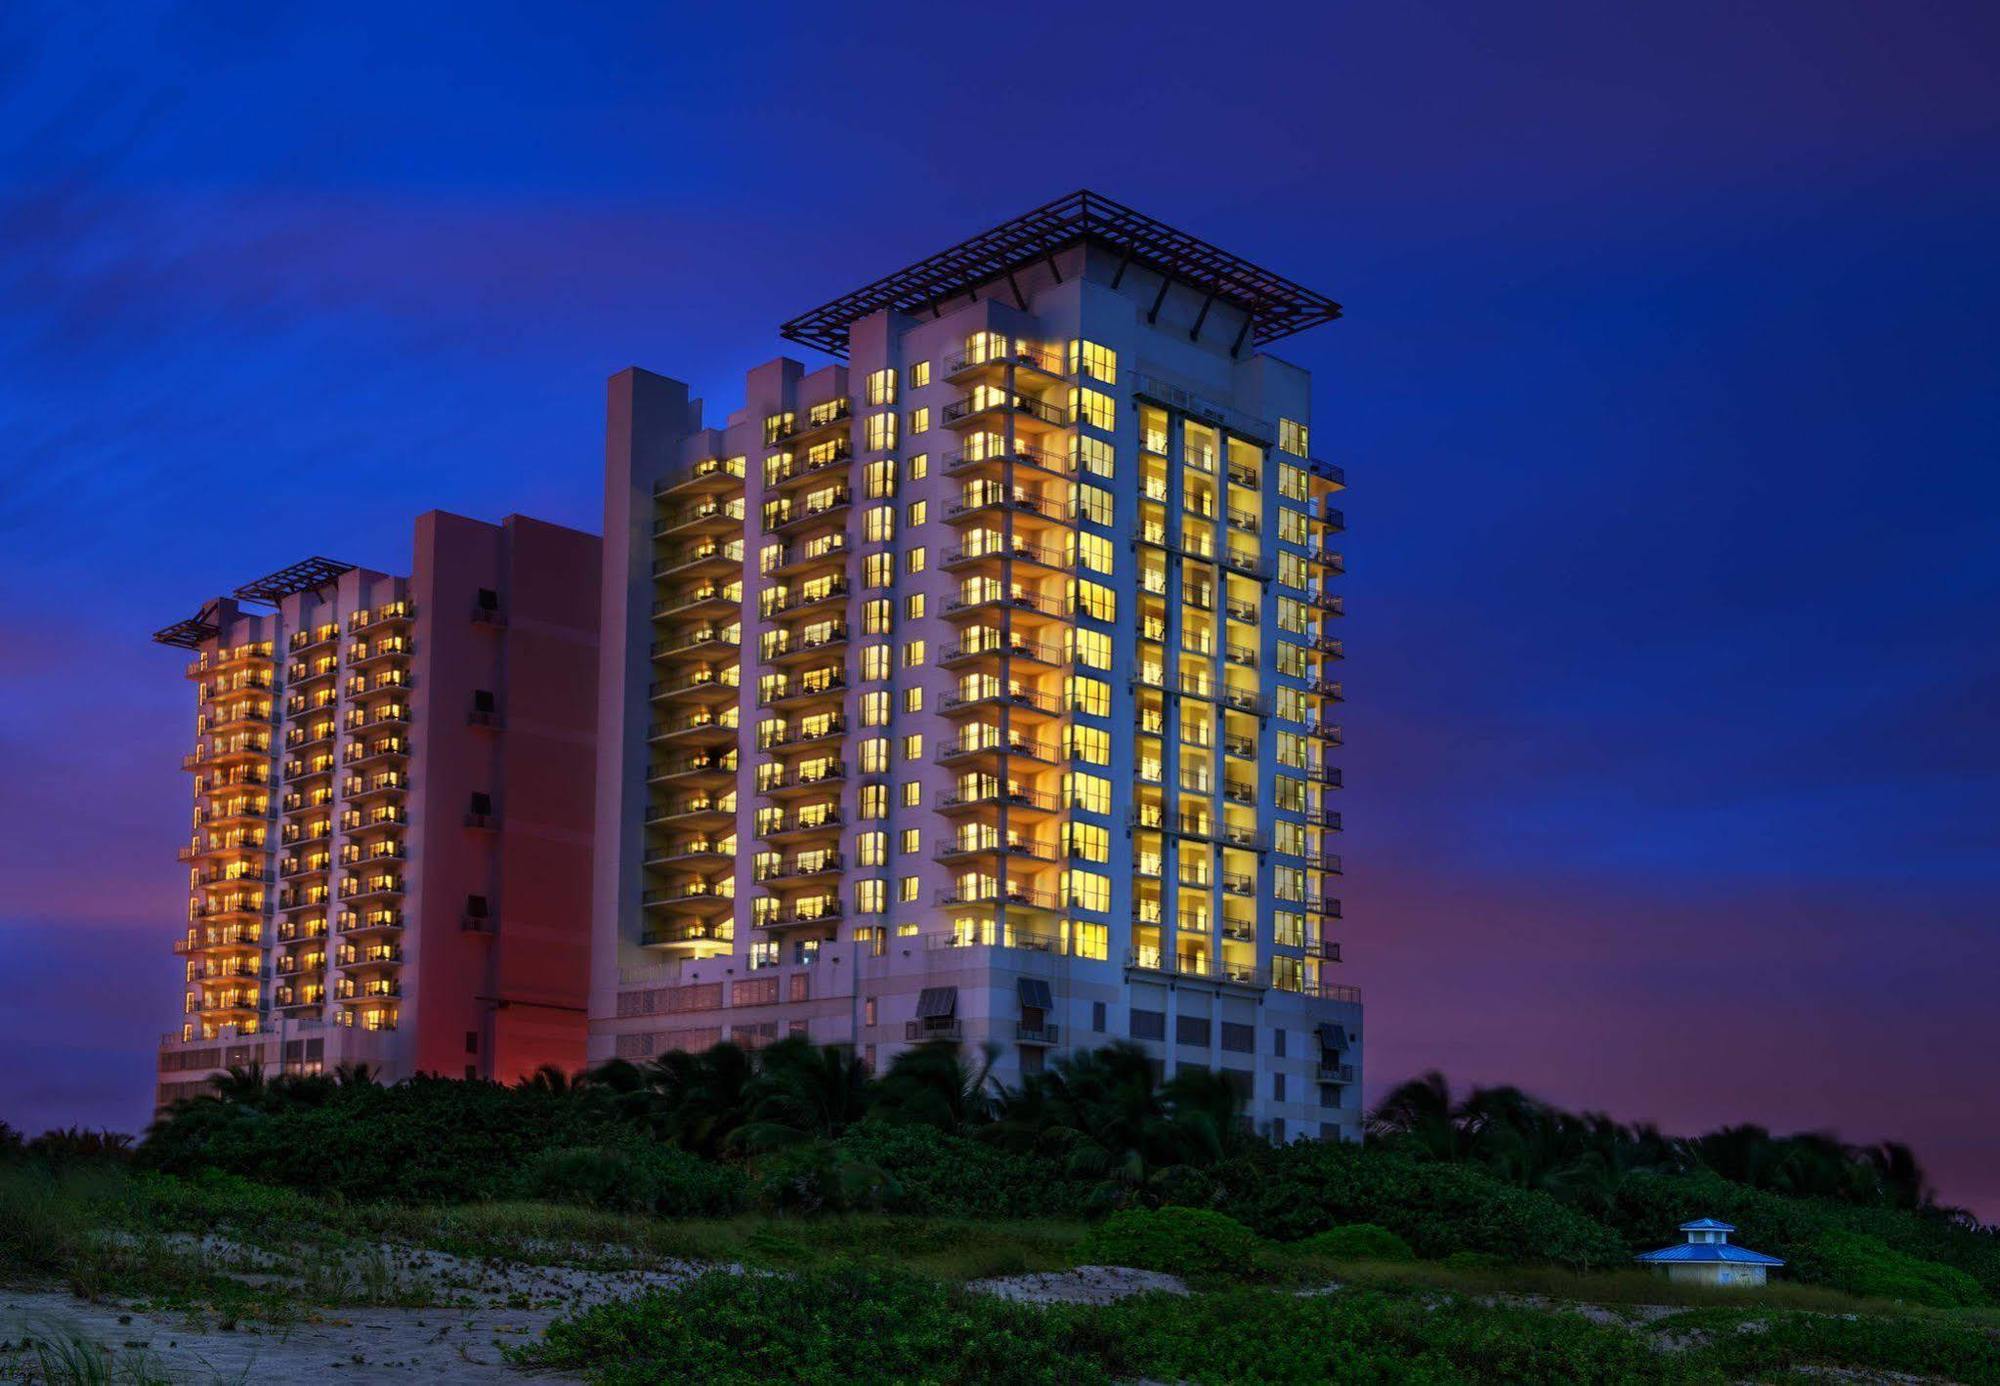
[932,835,1056,865]
[340,908,405,937]
[335,978,403,1003]
[935,730,1055,768]
[761,626,848,666]
[643,839,735,869]
[937,784,1059,818]
[756,762,846,799]
[942,341,1066,385]
[653,584,740,621]
[759,900,842,931]
[343,770,410,803]
[652,541,743,581]
[760,580,849,619]
[654,455,746,500]
[347,639,412,670]
[757,673,846,710]
[645,797,736,832]
[934,882,1062,914]
[338,875,404,903]
[647,712,741,748]
[762,489,853,537]
[753,854,843,885]
[940,684,1063,722]
[649,626,741,664]
[766,442,854,492]
[203,703,274,735]
[941,588,1070,629]
[645,753,737,790]
[336,943,404,971]
[776,398,853,445]
[763,535,849,579]
[342,739,409,771]
[641,919,734,955]
[641,880,735,914]
[349,601,414,636]
[943,486,1068,525]
[938,636,1065,672]
[651,671,741,705]
[940,539,1071,576]
[942,440,1072,480]
[757,807,843,844]
[757,719,845,755]
[940,391,1067,432]
[653,496,746,540]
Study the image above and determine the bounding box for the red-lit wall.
[407,512,600,1083]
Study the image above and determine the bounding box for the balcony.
[1016,1021,1060,1046]
[941,391,1066,430]
[341,910,405,936]
[644,797,735,830]
[776,398,853,444]
[939,684,1062,719]
[653,672,742,704]
[761,582,849,620]
[649,713,741,747]
[904,1019,964,1043]
[758,720,845,753]
[936,732,1054,766]
[1316,1063,1357,1086]
[653,542,743,580]
[754,854,842,884]
[939,636,1064,670]
[943,341,1066,382]
[762,490,853,537]
[760,901,842,930]
[943,441,1071,478]
[934,883,1062,913]
[940,540,1070,575]
[654,455,747,499]
[347,640,412,670]
[349,602,414,636]
[641,881,735,912]
[650,628,740,662]
[767,442,854,491]
[762,536,849,579]
[757,762,847,798]
[646,754,737,788]
[642,920,735,951]
[933,836,1056,864]
[758,808,842,842]
[653,497,746,539]
[758,675,845,710]
[644,839,733,868]
[654,585,741,621]
[937,785,1059,816]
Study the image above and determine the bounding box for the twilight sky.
[2,3,1996,1214]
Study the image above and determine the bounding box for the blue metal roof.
[1679,1218,1736,1232]
[1636,1243,1785,1266]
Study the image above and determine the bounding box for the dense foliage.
[1075,1207,1267,1279]
[520,1259,2000,1385]
[120,1040,1994,1300]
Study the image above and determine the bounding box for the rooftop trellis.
[778,190,1342,358]
[232,557,355,606]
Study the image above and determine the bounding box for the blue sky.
[2,1,1996,1211]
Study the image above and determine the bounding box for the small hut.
[1635,1218,1784,1287]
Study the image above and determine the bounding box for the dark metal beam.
[1231,312,1254,357]
[1190,291,1216,342]
[1147,271,1172,326]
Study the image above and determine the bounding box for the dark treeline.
[11,1038,1994,1304]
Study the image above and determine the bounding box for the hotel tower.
[590,193,1358,1138]
[153,512,600,1109]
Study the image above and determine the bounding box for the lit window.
[867,368,897,406]
[908,361,931,389]
[905,546,927,574]
[866,410,898,451]
[907,499,927,528]
[864,553,894,589]
[1068,339,1117,384]
[1069,387,1115,432]
[860,738,889,773]
[904,593,925,621]
[907,407,930,435]
[907,452,928,480]
[865,505,895,543]
[1279,418,1309,456]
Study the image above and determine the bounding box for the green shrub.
[1441,1250,1509,1271]
[1204,1142,1628,1270]
[749,1140,897,1215]
[1809,1229,1986,1307]
[828,1122,1093,1219]
[520,1262,1113,1385]
[1296,1223,1415,1261]
[1659,1307,2000,1385]
[1076,1207,1265,1279]
[515,1143,744,1218]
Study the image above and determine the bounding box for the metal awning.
[917,986,958,1019]
[1017,978,1052,1010]
[1316,1022,1348,1052]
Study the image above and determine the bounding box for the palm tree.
[870,1041,997,1132]
[732,1037,876,1151]
[647,1043,756,1158]
[1366,1071,1460,1159]
[207,1062,273,1108]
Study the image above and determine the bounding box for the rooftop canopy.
[1636,1243,1786,1266]
[778,189,1342,358]
[1679,1218,1737,1232]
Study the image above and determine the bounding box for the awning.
[1017,978,1053,1010]
[917,986,958,1019]
[1316,1022,1348,1052]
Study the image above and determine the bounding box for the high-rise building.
[590,192,1358,1138]
[153,511,601,1110]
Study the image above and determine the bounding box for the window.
[906,499,927,528]
[861,691,889,726]
[907,361,930,389]
[1176,1015,1211,1047]
[866,368,897,406]
[901,733,923,762]
[865,458,897,498]
[862,645,891,680]
[865,505,895,543]
[1075,484,1113,528]
[1072,628,1111,670]
[864,552,894,588]
[1279,417,1309,456]
[1075,532,1114,575]
[900,827,920,854]
[907,406,930,435]
[860,738,889,773]
[1068,339,1117,384]
[1066,725,1109,765]
[1068,675,1110,717]
[859,783,888,819]
[866,411,898,451]
[1066,822,1109,863]
[858,831,886,866]
[863,599,892,634]
[902,686,923,713]
[905,546,927,574]
[904,593,925,621]
[901,640,926,667]
[1068,771,1111,815]
[764,411,794,445]
[901,781,921,808]
[1069,387,1115,432]
[1092,1000,1107,1033]
[908,452,928,480]
[856,878,886,913]
[899,875,920,903]
[1071,579,1116,623]
[1130,1009,1166,1041]
[1278,461,1310,502]
[1073,435,1114,478]
[1221,1022,1255,1053]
